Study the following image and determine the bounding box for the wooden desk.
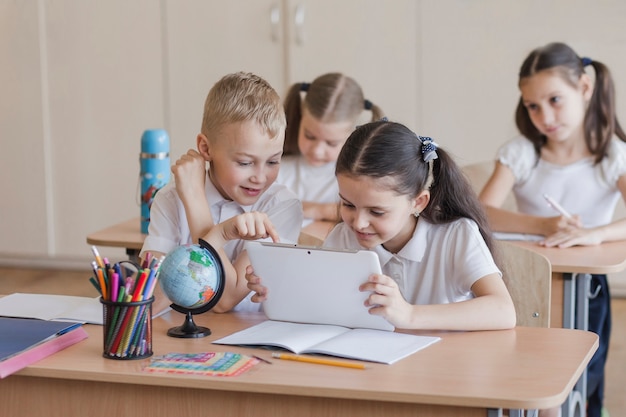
[0,311,597,417]
[297,220,335,245]
[509,240,626,328]
[85,218,336,261]
[86,218,145,262]
[508,239,626,417]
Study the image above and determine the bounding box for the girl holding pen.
[479,42,626,417]
[479,42,626,249]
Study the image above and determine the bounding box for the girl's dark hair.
[335,121,496,253]
[283,73,384,155]
[515,42,626,163]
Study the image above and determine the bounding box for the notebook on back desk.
[245,242,394,331]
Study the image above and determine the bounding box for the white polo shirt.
[323,218,500,305]
[276,155,339,226]
[142,172,303,312]
[497,136,626,227]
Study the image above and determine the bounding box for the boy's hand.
[172,149,206,202]
[218,212,280,243]
[245,265,268,303]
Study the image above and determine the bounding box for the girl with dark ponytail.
[249,120,516,332]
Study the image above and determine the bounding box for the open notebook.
[246,242,394,331]
[213,320,440,364]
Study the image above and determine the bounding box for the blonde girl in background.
[278,72,384,226]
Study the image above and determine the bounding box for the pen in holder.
[89,247,163,360]
[101,296,153,360]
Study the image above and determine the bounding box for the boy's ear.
[196,133,212,161]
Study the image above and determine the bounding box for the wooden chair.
[461,160,517,211]
[462,161,551,326]
[298,231,324,247]
[496,240,552,328]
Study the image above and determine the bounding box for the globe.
[157,239,225,338]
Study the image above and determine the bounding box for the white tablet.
[245,242,394,331]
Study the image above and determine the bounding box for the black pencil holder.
[100,297,153,360]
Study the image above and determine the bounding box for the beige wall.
[1,0,626,295]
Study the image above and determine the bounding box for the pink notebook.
[0,326,88,379]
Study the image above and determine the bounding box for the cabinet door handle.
[294,4,305,45]
[270,4,281,42]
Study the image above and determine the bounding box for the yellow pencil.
[271,353,366,370]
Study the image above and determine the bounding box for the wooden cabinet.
[1,1,164,262]
[0,0,418,262]
[165,0,419,159]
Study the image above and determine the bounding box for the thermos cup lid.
[141,129,170,153]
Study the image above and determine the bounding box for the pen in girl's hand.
[543,194,572,219]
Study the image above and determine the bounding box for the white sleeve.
[447,220,501,292]
[600,138,626,186]
[496,136,537,183]
[266,198,303,244]
[140,184,184,258]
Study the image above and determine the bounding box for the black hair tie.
[300,82,310,92]
[581,57,593,67]
[364,99,373,110]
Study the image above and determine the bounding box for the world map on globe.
[158,244,221,309]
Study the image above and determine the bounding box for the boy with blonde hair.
[142,72,302,312]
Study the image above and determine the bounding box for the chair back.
[496,241,552,328]
[462,161,517,211]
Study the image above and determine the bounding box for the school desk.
[85,218,335,262]
[86,218,145,262]
[0,310,597,417]
[510,239,626,328]
[507,239,626,417]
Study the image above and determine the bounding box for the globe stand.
[167,311,212,338]
[159,238,226,340]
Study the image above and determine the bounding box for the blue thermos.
[140,129,170,234]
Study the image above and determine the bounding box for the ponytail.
[424,148,495,253]
[365,100,385,121]
[584,60,626,162]
[283,82,305,156]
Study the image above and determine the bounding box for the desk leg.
[575,273,591,332]
[505,410,537,417]
[560,273,591,417]
[562,273,576,330]
[126,248,141,264]
[489,409,537,417]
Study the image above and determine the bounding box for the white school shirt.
[323,218,500,305]
[276,155,339,227]
[497,136,626,227]
[142,172,303,312]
